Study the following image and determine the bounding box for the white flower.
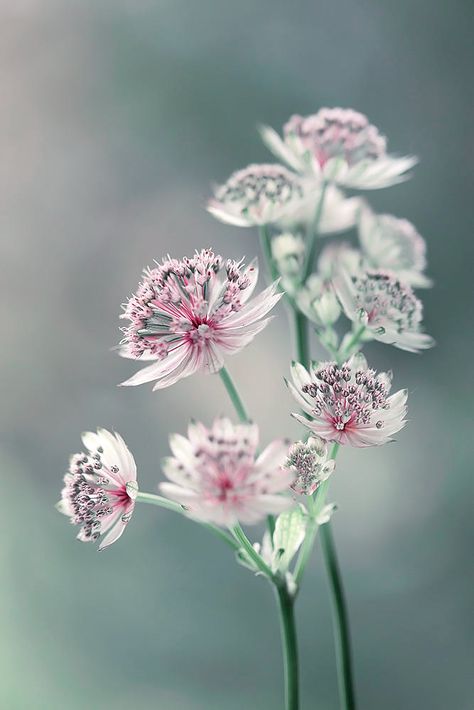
[288,355,408,447]
[207,163,306,227]
[261,108,417,190]
[334,269,434,352]
[284,436,335,495]
[358,207,432,287]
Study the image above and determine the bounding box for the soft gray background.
[1,1,473,708]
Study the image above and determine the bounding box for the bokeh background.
[1,1,473,708]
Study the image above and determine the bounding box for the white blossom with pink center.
[288,355,407,447]
[159,418,294,527]
[57,429,138,550]
[358,207,432,288]
[260,107,417,190]
[119,249,282,390]
[334,269,434,352]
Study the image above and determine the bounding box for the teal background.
[1,1,473,708]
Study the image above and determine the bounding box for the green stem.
[303,180,329,281]
[219,366,250,423]
[338,325,366,364]
[135,491,239,551]
[320,523,356,710]
[259,224,279,282]
[293,309,310,368]
[232,523,274,579]
[275,583,300,710]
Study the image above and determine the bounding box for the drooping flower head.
[160,418,293,526]
[334,268,434,352]
[288,355,407,447]
[120,249,281,389]
[261,108,417,189]
[57,429,138,550]
[207,163,306,227]
[285,436,335,495]
[358,207,431,287]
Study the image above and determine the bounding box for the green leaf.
[272,506,307,572]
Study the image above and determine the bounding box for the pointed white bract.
[119,249,282,390]
[358,207,431,287]
[57,429,138,550]
[261,108,417,190]
[160,418,293,527]
[288,355,407,447]
[284,436,335,495]
[333,268,434,352]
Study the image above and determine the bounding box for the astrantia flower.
[120,249,281,389]
[57,429,138,550]
[334,269,434,352]
[288,355,407,447]
[207,163,306,227]
[285,436,335,495]
[261,108,417,190]
[160,418,293,526]
[358,207,431,287]
[271,232,306,282]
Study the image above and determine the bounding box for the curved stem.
[135,491,239,551]
[232,523,274,579]
[259,224,279,282]
[219,366,250,423]
[275,584,300,710]
[320,523,356,710]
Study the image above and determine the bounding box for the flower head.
[120,249,281,389]
[271,232,306,282]
[207,163,306,227]
[160,418,293,526]
[358,207,431,287]
[57,429,138,550]
[334,269,434,352]
[296,274,341,327]
[285,436,335,495]
[261,107,417,190]
[288,354,408,447]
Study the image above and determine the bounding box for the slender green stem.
[275,583,299,710]
[232,523,274,579]
[259,224,279,282]
[293,309,310,368]
[135,491,239,551]
[320,523,356,710]
[219,366,250,423]
[302,180,329,281]
[338,325,366,364]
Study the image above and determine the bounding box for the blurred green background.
[1,1,473,708]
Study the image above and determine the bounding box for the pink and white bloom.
[358,207,432,287]
[57,429,138,550]
[288,355,408,447]
[285,436,335,495]
[119,249,281,390]
[160,418,293,526]
[207,163,306,227]
[261,108,417,190]
[334,269,434,352]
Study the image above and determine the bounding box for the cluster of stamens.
[353,271,422,332]
[285,437,333,495]
[121,249,254,358]
[285,108,387,167]
[64,450,117,542]
[302,362,389,430]
[215,164,304,209]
